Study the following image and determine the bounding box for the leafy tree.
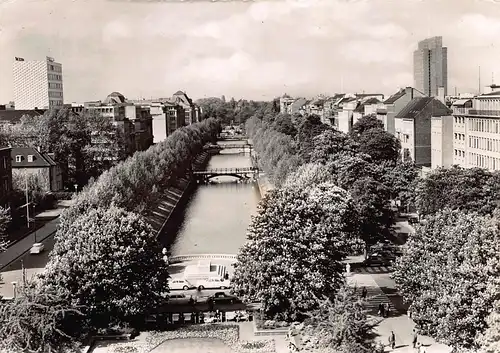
[296,114,329,163]
[284,163,332,190]
[357,128,401,164]
[42,206,169,328]
[310,129,358,165]
[0,279,83,353]
[350,115,384,139]
[300,284,375,353]
[392,209,500,350]
[233,182,357,321]
[0,206,10,248]
[381,161,419,210]
[477,300,500,353]
[271,114,297,137]
[415,167,500,216]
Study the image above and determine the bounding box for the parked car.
[168,278,193,291]
[210,292,241,304]
[30,243,45,255]
[363,252,394,267]
[196,277,231,290]
[166,294,191,305]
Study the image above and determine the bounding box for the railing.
[169,254,238,263]
[452,107,472,115]
[193,167,259,175]
[468,109,500,117]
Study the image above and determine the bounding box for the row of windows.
[468,136,500,152]
[454,117,465,124]
[49,100,63,106]
[470,152,500,170]
[48,64,62,72]
[468,118,500,133]
[49,91,63,98]
[454,149,465,157]
[48,73,62,81]
[15,155,34,163]
[454,133,465,141]
[48,82,62,89]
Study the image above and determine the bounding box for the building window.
[27,155,34,162]
[15,155,22,163]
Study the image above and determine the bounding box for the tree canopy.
[42,206,169,329]
[232,181,357,321]
[392,209,500,350]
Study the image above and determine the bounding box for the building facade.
[413,36,448,97]
[451,91,500,171]
[395,97,451,167]
[13,56,64,110]
[172,91,199,125]
[11,147,63,192]
[379,87,427,135]
[0,147,12,210]
[431,115,454,168]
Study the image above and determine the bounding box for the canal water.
[169,141,261,256]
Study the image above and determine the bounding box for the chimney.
[405,87,413,99]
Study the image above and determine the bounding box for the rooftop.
[395,97,451,120]
[0,109,45,124]
[11,147,56,168]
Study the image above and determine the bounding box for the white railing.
[169,254,238,263]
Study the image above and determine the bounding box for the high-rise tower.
[13,56,64,110]
[413,36,448,97]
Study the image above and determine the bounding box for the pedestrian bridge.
[204,144,252,151]
[169,254,238,264]
[193,167,259,181]
[218,135,248,141]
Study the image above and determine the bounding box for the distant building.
[13,56,64,110]
[69,92,153,155]
[0,147,13,210]
[10,147,63,192]
[413,37,448,97]
[352,97,383,126]
[380,87,427,134]
[172,91,199,125]
[279,94,295,114]
[0,109,45,125]
[395,97,451,167]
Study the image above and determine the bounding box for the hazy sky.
[1,0,500,103]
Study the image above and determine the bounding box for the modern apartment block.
[450,87,500,171]
[13,56,64,110]
[413,37,448,97]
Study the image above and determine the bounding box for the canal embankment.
[145,151,212,244]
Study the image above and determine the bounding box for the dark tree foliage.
[357,128,401,164]
[296,114,330,163]
[416,167,500,216]
[271,113,297,137]
[310,129,358,165]
[350,115,384,140]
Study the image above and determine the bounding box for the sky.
[1,0,500,103]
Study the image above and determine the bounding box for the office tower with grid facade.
[413,36,448,98]
[13,56,64,110]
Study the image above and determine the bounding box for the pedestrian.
[361,287,368,300]
[385,303,390,318]
[412,329,418,348]
[378,303,385,317]
[388,331,396,350]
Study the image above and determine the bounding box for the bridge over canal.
[193,167,259,182]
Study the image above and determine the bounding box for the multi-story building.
[13,56,64,110]
[11,147,63,192]
[395,97,451,166]
[450,87,500,171]
[413,36,448,97]
[279,94,295,113]
[0,147,12,210]
[431,115,454,168]
[352,97,383,125]
[172,91,199,125]
[378,87,426,134]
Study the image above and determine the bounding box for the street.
[0,235,55,298]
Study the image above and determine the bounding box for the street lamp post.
[11,281,18,299]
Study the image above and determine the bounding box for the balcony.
[468,110,500,117]
[452,107,472,115]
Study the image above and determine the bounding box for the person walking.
[412,329,418,348]
[361,287,368,300]
[385,303,391,318]
[388,331,396,350]
[378,303,385,317]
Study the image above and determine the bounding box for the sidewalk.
[348,273,452,353]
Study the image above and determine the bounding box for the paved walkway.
[348,273,452,353]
